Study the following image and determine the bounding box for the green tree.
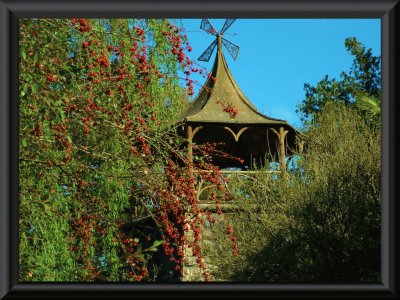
[298,37,381,122]
[355,92,381,124]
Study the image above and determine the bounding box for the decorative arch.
[223,126,248,142]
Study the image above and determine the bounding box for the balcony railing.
[194,169,281,202]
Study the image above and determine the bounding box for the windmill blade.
[220,19,236,34]
[222,38,240,61]
[198,39,218,62]
[200,19,218,36]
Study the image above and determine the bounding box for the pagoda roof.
[179,35,294,129]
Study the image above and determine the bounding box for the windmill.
[198,19,240,62]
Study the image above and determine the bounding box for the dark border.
[1,0,398,298]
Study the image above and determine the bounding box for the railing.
[194,169,281,202]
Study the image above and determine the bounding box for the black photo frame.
[0,0,399,298]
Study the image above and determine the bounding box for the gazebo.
[177,24,299,173]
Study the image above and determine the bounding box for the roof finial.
[198,19,240,62]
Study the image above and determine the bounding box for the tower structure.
[179,19,302,281]
[178,19,299,172]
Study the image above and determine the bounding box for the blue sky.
[178,19,381,129]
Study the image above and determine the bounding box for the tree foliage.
[19,18,234,282]
[298,37,381,122]
[204,103,381,282]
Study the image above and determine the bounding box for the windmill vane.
[198,19,240,62]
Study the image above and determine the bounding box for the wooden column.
[270,127,288,178]
[187,125,193,163]
[186,125,203,164]
[298,140,305,155]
